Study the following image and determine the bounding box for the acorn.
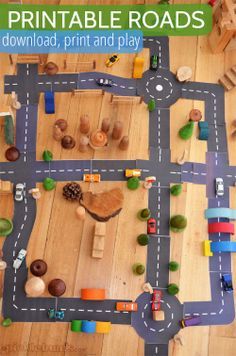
[101,118,111,133]
[112,121,123,140]
[119,136,129,151]
[80,115,90,134]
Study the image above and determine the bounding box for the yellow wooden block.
[203,240,213,257]
[96,321,111,334]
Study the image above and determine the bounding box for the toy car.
[222,274,233,293]
[125,169,141,178]
[180,316,201,328]
[147,218,157,235]
[116,302,138,312]
[215,177,224,197]
[15,183,25,202]
[47,308,65,320]
[150,55,159,70]
[13,249,27,269]
[83,174,101,183]
[151,290,162,311]
[106,54,120,67]
[96,78,113,87]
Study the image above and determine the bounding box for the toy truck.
[92,222,106,259]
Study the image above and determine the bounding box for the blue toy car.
[222,274,233,293]
[47,308,65,320]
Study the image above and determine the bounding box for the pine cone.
[63,182,82,201]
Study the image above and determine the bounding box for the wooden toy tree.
[209,0,236,53]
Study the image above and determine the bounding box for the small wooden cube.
[153,310,165,321]
[95,222,106,236]
[93,236,105,251]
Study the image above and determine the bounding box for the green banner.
[0,4,212,36]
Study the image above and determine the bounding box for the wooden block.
[17,55,40,64]
[95,222,106,236]
[153,310,165,321]
[219,76,234,90]
[92,249,103,259]
[225,69,236,85]
[93,236,105,251]
[0,180,13,194]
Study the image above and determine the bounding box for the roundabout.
[137,68,182,108]
[131,291,183,344]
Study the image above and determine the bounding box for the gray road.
[1,34,235,356]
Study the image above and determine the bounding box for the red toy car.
[147,218,157,234]
[151,290,162,311]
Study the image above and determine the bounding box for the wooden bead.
[101,118,110,133]
[112,121,123,140]
[53,125,63,141]
[80,115,90,134]
[189,109,202,122]
[119,136,129,150]
[76,206,86,220]
[79,135,89,152]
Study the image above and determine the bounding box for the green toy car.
[150,55,159,71]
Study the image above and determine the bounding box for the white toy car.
[15,183,25,202]
[96,78,113,87]
[215,178,224,197]
[13,249,27,269]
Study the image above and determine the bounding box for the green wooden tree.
[169,261,180,272]
[0,218,13,236]
[4,115,14,145]
[43,150,53,162]
[127,177,140,190]
[167,283,179,295]
[1,318,12,327]
[138,208,151,221]
[170,184,182,196]
[137,234,149,246]
[170,215,187,232]
[43,177,56,191]
[133,263,145,275]
[179,121,194,140]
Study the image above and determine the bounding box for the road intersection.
[1,36,235,356]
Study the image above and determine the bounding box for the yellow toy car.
[125,169,141,178]
[83,174,101,183]
[105,54,120,67]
